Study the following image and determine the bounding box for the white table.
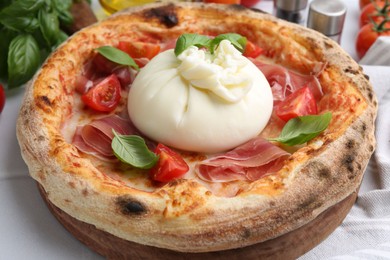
[1,1,389,259]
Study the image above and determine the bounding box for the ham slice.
[252,59,323,103]
[196,137,290,182]
[72,115,136,159]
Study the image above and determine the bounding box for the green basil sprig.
[96,46,139,70]
[210,33,247,54]
[7,34,40,88]
[112,131,158,169]
[0,0,75,88]
[174,34,211,56]
[270,112,332,146]
[38,9,60,47]
[174,33,247,56]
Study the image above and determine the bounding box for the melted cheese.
[128,40,273,153]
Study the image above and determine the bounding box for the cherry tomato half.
[0,84,5,113]
[356,21,390,59]
[150,144,189,183]
[81,74,121,112]
[118,41,161,66]
[243,40,264,58]
[360,1,389,28]
[275,86,317,122]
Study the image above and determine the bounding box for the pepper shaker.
[273,0,308,25]
[307,0,347,44]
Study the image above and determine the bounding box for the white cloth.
[299,65,390,260]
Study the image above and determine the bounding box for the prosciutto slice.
[252,59,323,102]
[72,115,137,159]
[196,137,290,182]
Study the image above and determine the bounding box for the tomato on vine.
[356,19,390,59]
[360,1,390,27]
[360,0,384,9]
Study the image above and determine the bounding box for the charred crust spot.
[364,74,370,80]
[368,91,373,101]
[344,67,359,75]
[116,197,146,216]
[369,145,374,152]
[143,4,178,28]
[241,228,251,239]
[39,95,52,106]
[304,161,331,180]
[346,139,355,149]
[68,181,76,188]
[36,95,53,112]
[37,135,45,142]
[299,196,322,210]
[357,163,362,170]
[82,189,88,196]
[362,123,367,132]
[343,154,355,173]
[317,167,331,179]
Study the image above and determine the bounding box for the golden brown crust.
[17,2,377,253]
[38,183,358,259]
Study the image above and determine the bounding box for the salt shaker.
[307,0,347,44]
[273,0,308,25]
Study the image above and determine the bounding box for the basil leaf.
[38,9,60,47]
[0,14,39,32]
[96,46,139,70]
[52,0,73,26]
[112,131,158,169]
[0,28,17,79]
[7,34,40,88]
[0,0,12,10]
[53,30,69,49]
[174,33,211,56]
[0,0,45,16]
[209,33,247,54]
[271,112,332,146]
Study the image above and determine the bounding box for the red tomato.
[0,84,5,113]
[81,74,121,112]
[118,41,161,60]
[203,0,240,4]
[275,86,317,122]
[240,0,260,7]
[243,40,263,58]
[360,2,388,27]
[150,144,189,183]
[360,0,384,9]
[356,21,390,59]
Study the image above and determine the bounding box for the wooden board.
[38,183,357,259]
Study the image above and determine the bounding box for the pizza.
[16,2,377,259]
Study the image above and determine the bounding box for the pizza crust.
[17,2,377,254]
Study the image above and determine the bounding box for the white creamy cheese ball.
[128,40,273,153]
